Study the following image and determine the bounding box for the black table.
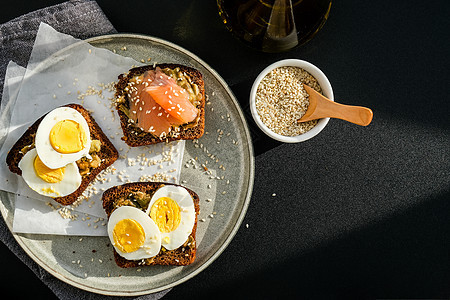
[1,0,449,299]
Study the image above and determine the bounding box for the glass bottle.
[217,0,332,52]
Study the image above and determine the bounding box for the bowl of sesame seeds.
[250,59,334,142]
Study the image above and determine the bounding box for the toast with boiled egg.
[102,182,199,267]
[6,103,118,206]
[114,63,205,147]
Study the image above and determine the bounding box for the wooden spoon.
[298,84,373,126]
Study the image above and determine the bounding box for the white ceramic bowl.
[249,59,334,143]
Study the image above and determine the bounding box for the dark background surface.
[1,0,449,299]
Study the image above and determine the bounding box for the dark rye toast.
[114,63,205,147]
[6,103,118,206]
[102,182,199,267]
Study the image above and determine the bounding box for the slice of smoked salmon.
[145,69,198,123]
[128,70,188,137]
[131,90,184,136]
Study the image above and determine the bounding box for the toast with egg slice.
[114,63,205,147]
[6,103,118,205]
[102,182,199,267]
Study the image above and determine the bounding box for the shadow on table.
[165,188,450,300]
[229,79,283,157]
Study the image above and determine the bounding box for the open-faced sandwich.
[6,104,118,205]
[102,182,199,267]
[114,63,205,146]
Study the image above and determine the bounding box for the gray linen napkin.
[0,1,170,299]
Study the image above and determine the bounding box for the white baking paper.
[0,23,186,235]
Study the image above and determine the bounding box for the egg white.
[35,107,91,169]
[18,148,82,198]
[107,206,162,260]
[146,185,196,250]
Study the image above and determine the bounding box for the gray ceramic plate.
[0,34,254,296]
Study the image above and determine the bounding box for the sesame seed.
[255,66,321,136]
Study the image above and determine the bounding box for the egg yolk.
[49,120,87,154]
[33,155,65,183]
[112,219,145,253]
[150,197,181,233]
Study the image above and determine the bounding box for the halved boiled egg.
[18,148,81,197]
[35,107,91,169]
[107,206,162,260]
[146,185,196,250]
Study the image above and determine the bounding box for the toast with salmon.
[114,64,205,147]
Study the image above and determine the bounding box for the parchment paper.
[0,23,186,236]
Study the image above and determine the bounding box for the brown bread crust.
[102,182,199,267]
[6,103,119,206]
[114,63,205,147]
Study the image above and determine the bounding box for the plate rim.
[0,33,255,296]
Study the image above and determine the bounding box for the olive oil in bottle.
[217,0,332,52]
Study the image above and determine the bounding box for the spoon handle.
[324,100,373,126]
